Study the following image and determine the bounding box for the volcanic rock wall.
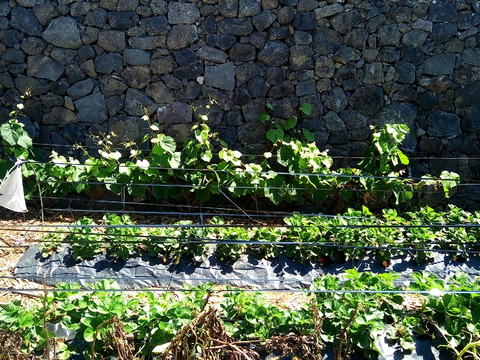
[2,0,480,204]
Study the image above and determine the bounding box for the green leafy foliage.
[214,222,249,263]
[3,272,480,359]
[3,105,458,211]
[67,217,103,261]
[103,213,142,261]
[0,119,32,152]
[39,204,480,267]
[221,288,312,339]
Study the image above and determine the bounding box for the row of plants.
[1,270,480,360]
[41,204,480,266]
[1,102,459,210]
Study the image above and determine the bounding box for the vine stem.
[429,316,480,360]
[91,318,115,360]
[42,273,52,360]
[455,341,480,360]
[335,307,359,360]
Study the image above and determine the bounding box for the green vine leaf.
[266,129,280,143]
[300,103,313,116]
[303,128,315,142]
[284,117,297,131]
[259,113,271,123]
[440,171,460,198]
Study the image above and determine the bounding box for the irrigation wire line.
[3,222,480,229]
[4,234,480,255]
[28,145,480,162]
[34,180,424,192]
[12,205,374,221]
[32,196,296,214]
[2,287,480,295]
[40,208,302,217]
[23,240,480,255]
[25,160,463,183]
[0,275,311,283]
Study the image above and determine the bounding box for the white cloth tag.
[0,162,28,213]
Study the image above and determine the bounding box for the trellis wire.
[25,160,470,183]
[2,288,478,295]
[30,141,480,162]
[1,165,478,296]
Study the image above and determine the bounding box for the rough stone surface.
[258,41,289,66]
[167,25,198,50]
[75,92,108,123]
[27,55,65,81]
[168,2,200,24]
[313,27,342,55]
[42,17,83,49]
[124,88,157,116]
[10,7,43,36]
[423,54,456,76]
[204,62,235,90]
[157,101,193,124]
[349,86,384,116]
[98,30,127,52]
[427,110,462,138]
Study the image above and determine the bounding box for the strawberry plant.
[283,215,327,264]
[221,287,313,340]
[103,213,142,261]
[249,226,281,259]
[4,272,480,359]
[142,226,173,262]
[405,206,447,264]
[67,217,103,261]
[168,220,209,265]
[40,229,66,259]
[409,271,480,355]
[312,270,421,359]
[0,300,52,356]
[215,225,249,263]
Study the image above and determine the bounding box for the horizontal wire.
[38,208,298,217]
[17,237,480,249]
[29,143,480,162]
[3,222,480,229]
[28,242,480,255]
[33,180,416,192]
[0,288,477,295]
[25,160,463,183]
[1,275,307,283]
[32,196,273,213]
[10,229,480,254]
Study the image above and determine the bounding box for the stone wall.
[2,0,480,194]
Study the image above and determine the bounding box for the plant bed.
[1,271,480,360]
[14,239,480,291]
[14,203,480,290]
